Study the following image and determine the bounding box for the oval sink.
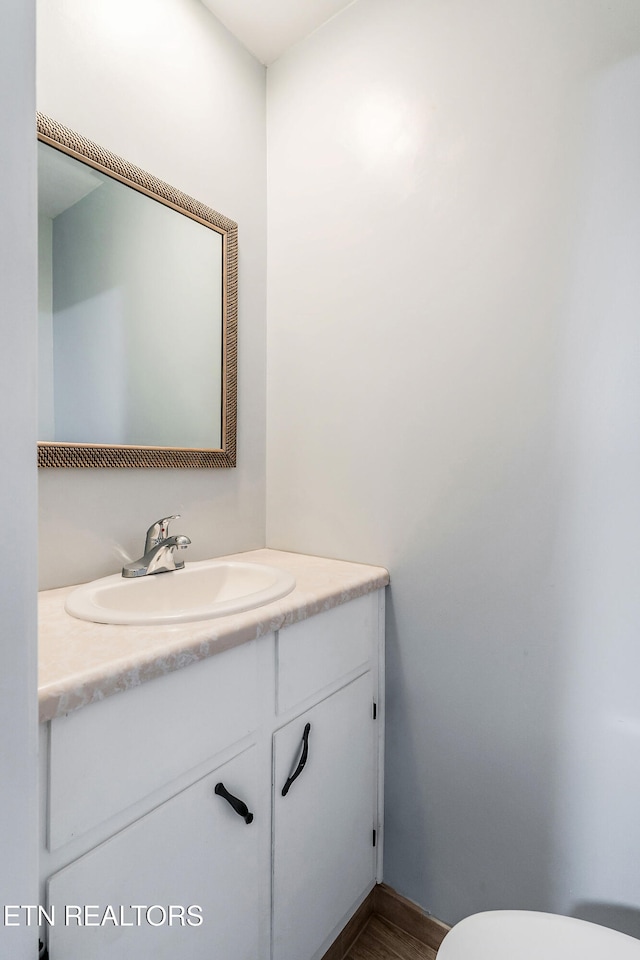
[65,560,296,625]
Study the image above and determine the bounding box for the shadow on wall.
[382,588,432,902]
[382,446,564,925]
[552,51,640,925]
[571,903,640,941]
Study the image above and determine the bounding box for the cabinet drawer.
[276,593,377,713]
[48,639,260,850]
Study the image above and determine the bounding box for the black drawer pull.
[214,782,254,824]
[282,722,311,797]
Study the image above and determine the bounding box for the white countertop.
[38,549,389,723]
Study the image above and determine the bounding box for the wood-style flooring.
[345,915,439,960]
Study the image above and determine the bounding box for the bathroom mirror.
[37,113,237,468]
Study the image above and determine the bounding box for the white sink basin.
[65,559,296,625]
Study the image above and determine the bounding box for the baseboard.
[321,883,450,959]
[373,883,451,952]
[319,889,376,960]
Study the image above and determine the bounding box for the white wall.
[267,0,640,932]
[37,0,267,588]
[0,0,39,956]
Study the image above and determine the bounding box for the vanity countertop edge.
[38,548,390,723]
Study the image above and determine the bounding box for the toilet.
[437,910,640,959]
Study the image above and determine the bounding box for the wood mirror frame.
[37,113,237,468]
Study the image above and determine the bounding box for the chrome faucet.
[122,515,191,578]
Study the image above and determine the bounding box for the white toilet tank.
[437,910,640,960]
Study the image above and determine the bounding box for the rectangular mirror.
[37,113,237,468]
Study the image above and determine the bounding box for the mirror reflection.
[38,141,223,449]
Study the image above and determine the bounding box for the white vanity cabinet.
[40,588,384,960]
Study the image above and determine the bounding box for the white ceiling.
[200,0,356,65]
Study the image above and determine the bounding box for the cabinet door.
[47,747,261,960]
[272,673,376,960]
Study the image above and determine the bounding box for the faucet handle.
[144,515,181,552]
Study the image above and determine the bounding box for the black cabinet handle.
[214,782,254,824]
[282,722,311,797]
